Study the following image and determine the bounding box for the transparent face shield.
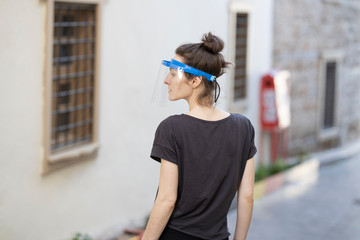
[151,59,216,106]
[151,60,185,106]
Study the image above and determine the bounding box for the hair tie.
[214,80,220,105]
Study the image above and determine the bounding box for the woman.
[142,32,256,240]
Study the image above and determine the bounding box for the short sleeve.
[150,120,178,165]
[247,120,257,160]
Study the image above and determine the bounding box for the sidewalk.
[227,139,360,239]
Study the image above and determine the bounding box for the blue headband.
[162,59,216,82]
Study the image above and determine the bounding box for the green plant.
[255,158,298,182]
[268,158,288,175]
[255,163,269,182]
[296,148,308,164]
[71,233,92,240]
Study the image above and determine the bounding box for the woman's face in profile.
[164,55,193,101]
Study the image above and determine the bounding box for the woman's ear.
[191,76,202,89]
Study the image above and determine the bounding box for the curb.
[253,139,360,201]
[311,139,360,167]
[253,158,319,201]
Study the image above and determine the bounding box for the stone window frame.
[317,50,344,141]
[228,2,253,112]
[43,0,105,175]
[322,0,360,8]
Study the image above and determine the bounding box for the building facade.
[273,0,360,155]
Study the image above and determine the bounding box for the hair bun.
[201,32,224,54]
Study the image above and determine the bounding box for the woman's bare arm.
[233,157,255,240]
[141,159,178,240]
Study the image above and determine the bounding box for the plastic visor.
[151,61,185,106]
[163,59,216,82]
[151,59,216,106]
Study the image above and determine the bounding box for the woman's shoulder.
[230,113,256,129]
[231,113,251,122]
[157,114,185,128]
[162,114,184,122]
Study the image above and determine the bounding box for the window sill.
[322,0,360,8]
[42,143,99,175]
[318,127,339,141]
[48,142,99,163]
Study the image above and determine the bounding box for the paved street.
[228,152,360,240]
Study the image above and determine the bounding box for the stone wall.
[273,0,360,155]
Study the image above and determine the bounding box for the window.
[228,2,252,112]
[52,2,96,151]
[234,13,248,101]
[44,0,102,174]
[317,50,343,141]
[323,61,336,129]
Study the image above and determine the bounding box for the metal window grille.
[234,13,248,100]
[51,2,96,151]
[323,61,337,129]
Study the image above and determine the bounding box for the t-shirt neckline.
[181,113,232,123]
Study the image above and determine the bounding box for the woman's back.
[151,113,256,239]
[142,32,256,240]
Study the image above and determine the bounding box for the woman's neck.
[187,97,213,112]
[189,105,214,115]
[186,94,212,110]
[185,97,229,121]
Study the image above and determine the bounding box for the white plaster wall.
[0,0,273,239]
[228,0,274,165]
[0,0,48,239]
[248,0,274,165]
[246,0,274,123]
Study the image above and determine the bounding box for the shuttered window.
[52,2,96,151]
[323,61,337,129]
[234,13,248,100]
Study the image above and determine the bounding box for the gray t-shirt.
[150,113,257,240]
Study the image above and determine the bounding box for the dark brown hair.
[175,32,231,106]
